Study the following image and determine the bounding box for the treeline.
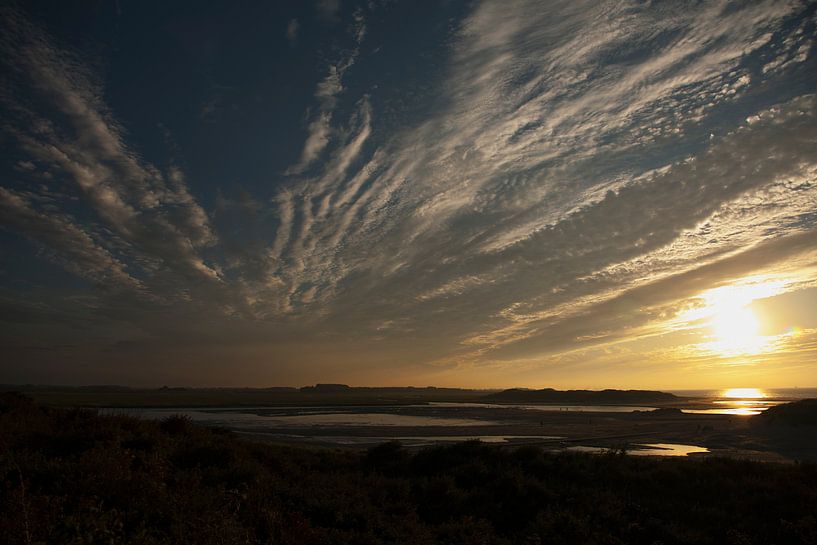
[1,393,816,545]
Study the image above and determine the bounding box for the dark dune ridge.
[485,388,679,404]
[759,398,817,427]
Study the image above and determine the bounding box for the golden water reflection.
[684,387,774,415]
[722,387,766,399]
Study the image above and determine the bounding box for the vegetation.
[2,392,816,545]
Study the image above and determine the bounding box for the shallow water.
[108,406,716,456]
[437,389,817,416]
[108,407,498,430]
[565,443,709,457]
[429,402,659,412]
[256,412,495,427]
[629,443,709,456]
[237,433,561,447]
[682,406,772,416]
[680,396,786,416]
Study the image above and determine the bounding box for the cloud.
[351,7,366,44]
[425,94,817,365]
[286,18,300,45]
[289,112,333,174]
[316,0,340,23]
[1,7,223,296]
[0,187,142,290]
[285,8,364,175]
[489,226,817,363]
[256,0,817,375]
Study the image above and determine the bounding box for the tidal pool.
[236,434,561,447]
[565,443,709,457]
[107,406,498,431]
[430,402,659,412]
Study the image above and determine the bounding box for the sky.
[1,0,816,389]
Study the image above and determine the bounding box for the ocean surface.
[668,388,817,399]
[669,387,817,415]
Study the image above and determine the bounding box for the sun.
[709,304,762,353]
[697,280,782,356]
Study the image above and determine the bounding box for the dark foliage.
[2,393,816,544]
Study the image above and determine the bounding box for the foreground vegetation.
[1,393,816,545]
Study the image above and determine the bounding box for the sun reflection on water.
[718,387,769,414]
[722,387,766,399]
[684,387,775,415]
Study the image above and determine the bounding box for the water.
[565,443,709,457]
[108,405,714,455]
[672,387,817,416]
[435,388,817,416]
[108,406,498,430]
[108,385,817,432]
[250,412,495,427]
[670,388,817,399]
[430,402,659,412]
[236,434,561,447]
[682,400,780,416]
[106,390,811,454]
[630,443,709,456]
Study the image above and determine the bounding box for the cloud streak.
[1,7,222,297]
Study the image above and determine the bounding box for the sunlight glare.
[722,387,766,399]
[695,279,786,356]
[709,304,764,354]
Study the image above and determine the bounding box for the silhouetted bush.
[159,413,193,435]
[0,391,34,413]
[1,394,816,544]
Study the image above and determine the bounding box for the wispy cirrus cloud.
[285,4,366,176]
[0,187,142,290]
[1,6,221,296]
[252,0,816,381]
